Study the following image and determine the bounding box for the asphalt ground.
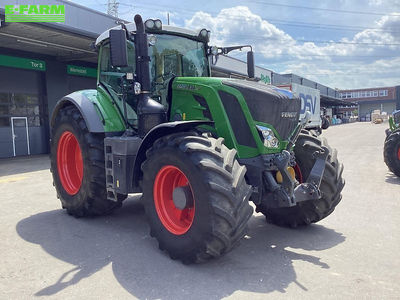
[0,122,399,299]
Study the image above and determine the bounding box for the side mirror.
[109,29,128,67]
[247,51,255,78]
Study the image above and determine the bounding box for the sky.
[74,0,400,90]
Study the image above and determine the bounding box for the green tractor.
[50,15,345,263]
[384,110,400,177]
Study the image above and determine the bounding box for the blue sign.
[300,93,317,114]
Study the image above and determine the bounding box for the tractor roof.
[95,23,204,46]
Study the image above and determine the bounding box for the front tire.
[256,131,345,227]
[50,105,123,217]
[321,116,330,129]
[384,130,400,177]
[141,132,253,264]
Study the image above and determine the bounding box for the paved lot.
[0,122,399,299]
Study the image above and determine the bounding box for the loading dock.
[0,0,123,158]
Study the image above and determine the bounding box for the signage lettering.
[0,54,46,71]
[300,93,317,114]
[67,65,97,78]
[5,5,65,23]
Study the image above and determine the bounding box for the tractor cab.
[95,20,210,129]
[95,18,254,133]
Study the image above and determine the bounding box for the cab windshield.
[149,34,209,103]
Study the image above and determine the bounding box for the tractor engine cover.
[222,79,301,140]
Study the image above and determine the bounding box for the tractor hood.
[222,79,301,140]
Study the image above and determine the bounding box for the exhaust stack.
[134,14,166,137]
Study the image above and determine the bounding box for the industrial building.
[0,0,123,158]
[272,73,352,109]
[211,54,272,84]
[338,86,400,121]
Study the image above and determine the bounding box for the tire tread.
[142,132,253,263]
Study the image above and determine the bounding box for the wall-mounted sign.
[0,54,46,71]
[259,74,271,84]
[67,65,97,78]
[5,5,65,23]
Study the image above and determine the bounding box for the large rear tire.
[384,130,400,177]
[256,131,345,227]
[141,132,253,264]
[50,105,124,217]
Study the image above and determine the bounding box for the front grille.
[222,80,301,140]
[218,90,257,148]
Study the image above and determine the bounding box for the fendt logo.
[5,5,65,23]
[299,93,317,114]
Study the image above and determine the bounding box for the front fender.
[132,120,213,190]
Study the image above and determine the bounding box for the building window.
[340,89,389,99]
[379,90,388,96]
[0,92,41,127]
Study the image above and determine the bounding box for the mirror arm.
[116,21,131,40]
[221,45,252,55]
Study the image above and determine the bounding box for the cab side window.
[99,41,135,96]
[99,41,138,127]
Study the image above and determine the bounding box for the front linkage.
[249,111,329,209]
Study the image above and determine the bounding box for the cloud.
[185,6,295,56]
[184,6,400,89]
[284,57,400,89]
[368,0,400,8]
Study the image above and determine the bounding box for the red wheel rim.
[57,131,83,195]
[153,165,195,235]
[294,164,303,183]
[398,147,400,160]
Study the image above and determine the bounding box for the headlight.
[154,19,162,30]
[145,19,155,29]
[145,19,162,31]
[256,125,280,148]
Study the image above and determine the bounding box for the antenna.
[107,0,119,18]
